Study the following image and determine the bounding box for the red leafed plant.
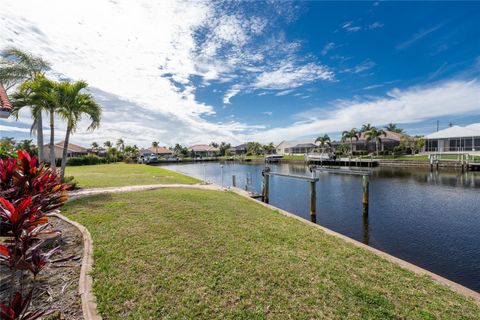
[0,151,69,319]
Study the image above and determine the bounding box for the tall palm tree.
[341,128,359,155]
[151,141,159,154]
[104,141,112,149]
[57,80,101,178]
[1,48,50,161]
[365,127,387,156]
[10,75,57,166]
[315,134,331,149]
[385,123,403,133]
[360,123,373,133]
[116,138,125,152]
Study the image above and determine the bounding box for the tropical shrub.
[0,151,69,318]
[66,154,106,166]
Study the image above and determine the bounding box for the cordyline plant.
[0,151,69,319]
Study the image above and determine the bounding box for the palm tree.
[315,134,331,149]
[1,48,50,161]
[104,141,112,149]
[385,123,403,133]
[365,127,387,156]
[360,123,373,133]
[91,142,99,148]
[116,138,125,152]
[151,141,159,154]
[341,128,359,155]
[57,80,101,178]
[11,75,57,167]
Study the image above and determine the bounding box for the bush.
[0,151,70,318]
[61,175,79,190]
[66,154,107,166]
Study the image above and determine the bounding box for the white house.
[424,124,480,153]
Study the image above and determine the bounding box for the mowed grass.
[65,163,199,187]
[63,189,480,319]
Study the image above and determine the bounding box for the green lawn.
[65,163,199,187]
[63,189,480,319]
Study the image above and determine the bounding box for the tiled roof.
[189,144,220,152]
[148,146,173,154]
[0,83,12,112]
[44,141,87,152]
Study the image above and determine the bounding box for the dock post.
[244,176,248,191]
[232,175,236,187]
[362,175,369,216]
[263,174,270,203]
[309,180,317,223]
[436,160,439,172]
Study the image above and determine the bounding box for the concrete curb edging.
[49,212,102,320]
[228,187,480,304]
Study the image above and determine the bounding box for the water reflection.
[159,162,480,292]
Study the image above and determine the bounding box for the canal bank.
[157,161,480,293]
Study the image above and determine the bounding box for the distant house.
[331,130,403,153]
[229,143,247,155]
[88,146,107,156]
[0,83,12,119]
[188,144,220,157]
[276,140,319,155]
[424,124,480,153]
[139,146,174,158]
[43,141,88,159]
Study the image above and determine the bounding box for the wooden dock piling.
[262,173,270,204]
[362,175,369,216]
[232,175,236,187]
[310,180,317,223]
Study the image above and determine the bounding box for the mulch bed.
[0,216,84,319]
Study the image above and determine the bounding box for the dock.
[307,157,378,167]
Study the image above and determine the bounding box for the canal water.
[158,162,480,292]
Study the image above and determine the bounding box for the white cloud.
[223,85,241,104]
[262,111,272,116]
[397,24,444,50]
[254,61,333,90]
[321,42,335,56]
[244,79,480,142]
[276,89,294,96]
[341,21,361,32]
[344,59,376,74]
[368,22,384,29]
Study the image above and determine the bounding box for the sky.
[1,0,480,148]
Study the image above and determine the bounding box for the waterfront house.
[43,141,88,159]
[0,83,12,119]
[424,124,480,153]
[229,143,248,155]
[331,130,403,153]
[276,140,319,155]
[188,144,220,157]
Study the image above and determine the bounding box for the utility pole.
[437,120,439,132]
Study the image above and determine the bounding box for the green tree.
[11,75,58,167]
[385,123,404,133]
[246,142,262,156]
[262,142,275,155]
[365,127,387,156]
[210,142,219,148]
[1,48,50,161]
[0,137,16,152]
[104,141,112,149]
[116,138,125,152]
[360,123,373,133]
[218,142,231,156]
[341,128,359,155]
[91,142,99,148]
[57,80,101,178]
[400,135,425,155]
[315,134,331,148]
[15,139,37,156]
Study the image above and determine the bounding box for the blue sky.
[1,0,480,147]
